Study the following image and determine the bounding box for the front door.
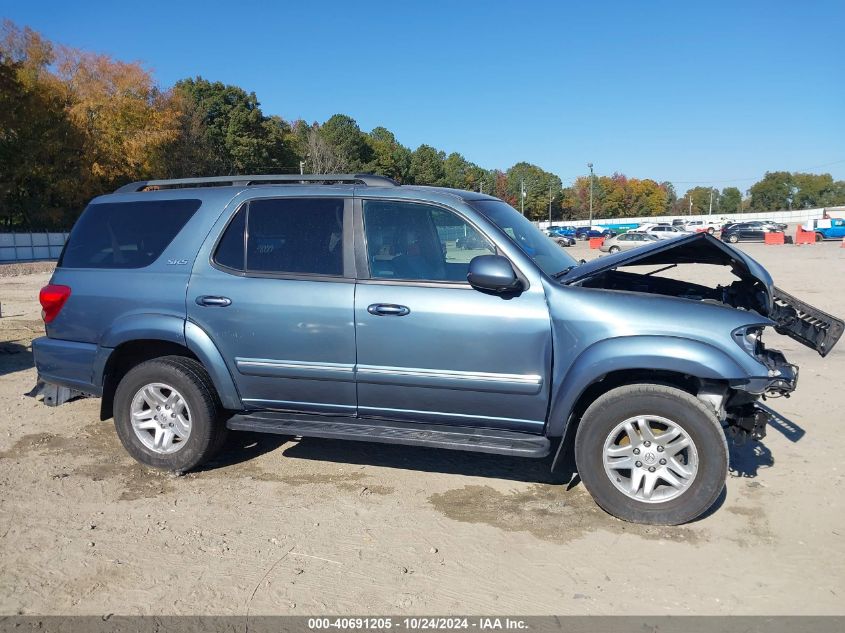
[353,199,552,433]
[187,195,357,415]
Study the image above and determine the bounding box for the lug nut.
[657,445,664,452]
[635,461,643,468]
[648,466,656,472]
[659,458,667,465]
[633,448,640,455]
[644,441,651,447]
[156,406,161,411]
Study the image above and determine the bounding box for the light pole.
[520,179,525,215]
[587,163,594,227]
[299,160,306,175]
[548,184,553,226]
[708,188,714,216]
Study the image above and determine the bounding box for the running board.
[226,412,550,458]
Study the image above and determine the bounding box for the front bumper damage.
[725,347,799,443]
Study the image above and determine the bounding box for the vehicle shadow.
[197,431,291,471]
[726,404,805,478]
[728,438,774,478]
[231,433,573,485]
[0,341,34,378]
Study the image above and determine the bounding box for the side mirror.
[467,255,521,293]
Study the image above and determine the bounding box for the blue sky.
[3,0,844,192]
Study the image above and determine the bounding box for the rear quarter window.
[59,199,201,269]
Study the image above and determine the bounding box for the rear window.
[59,199,201,269]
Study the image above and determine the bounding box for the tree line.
[2,21,844,230]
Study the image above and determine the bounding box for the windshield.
[469,199,578,277]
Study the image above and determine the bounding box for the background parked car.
[720,222,779,243]
[575,226,616,240]
[803,218,845,241]
[643,225,693,240]
[456,233,490,250]
[546,225,577,238]
[599,231,660,253]
[683,220,721,234]
[548,234,576,247]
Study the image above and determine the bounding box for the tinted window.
[246,198,344,275]
[213,207,246,270]
[363,200,494,282]
[59,199,200,269]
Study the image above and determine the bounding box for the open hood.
[559,232,774,289]
[559,233,843,356]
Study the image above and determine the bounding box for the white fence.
[538,206,845,230]
[0,233,69,263]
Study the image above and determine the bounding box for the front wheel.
[728,234,739,243]
[609,246,620,254]
[815,233,824,243]
[574,384,727,525]
[113,356,227,472]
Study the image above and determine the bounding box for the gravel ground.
[0,240,843,615]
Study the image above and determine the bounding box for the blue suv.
[33,174,843,525]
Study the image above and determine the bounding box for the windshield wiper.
[552,265,577,279]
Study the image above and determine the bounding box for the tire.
[707,227,715,235]
[113,355,227,472]
[609,246,620,254]
[728,234,739,243]
[574,384,727,525]
[815,233,823,243]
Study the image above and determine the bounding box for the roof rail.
[114,173,398,193]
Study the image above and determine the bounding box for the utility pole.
[520,179,525,215]
[688,194,693,215]
[587,163,594,226]
[548,184,553,226]
[708,188,714,216]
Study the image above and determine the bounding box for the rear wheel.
[575,384,727,525]
[707,227,715,235]
[114,356,226,472]
[609,246,620,254]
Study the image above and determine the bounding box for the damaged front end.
[558,232,843,442]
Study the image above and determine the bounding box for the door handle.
[367,303,410,317]
[196,295,232,307]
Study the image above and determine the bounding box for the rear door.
[353,198,552,432]
[187,195,357,415]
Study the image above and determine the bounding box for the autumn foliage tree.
[2,19,845,230]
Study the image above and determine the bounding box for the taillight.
[39,284,71,324]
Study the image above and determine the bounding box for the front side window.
[363,200,494,282]
[213,198,344,276]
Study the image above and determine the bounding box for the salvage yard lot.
[1,241,843,615]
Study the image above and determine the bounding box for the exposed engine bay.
[577,268,770,315]
[559,232,844,358]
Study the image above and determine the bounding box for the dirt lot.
[1,241,844,616]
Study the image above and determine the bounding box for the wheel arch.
[547,336,741,470]
[95,316,242,420]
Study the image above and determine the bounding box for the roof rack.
[114,173,399,193]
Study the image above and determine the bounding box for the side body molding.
[546,335,748,439]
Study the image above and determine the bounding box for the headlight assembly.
[732,326,764,358]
